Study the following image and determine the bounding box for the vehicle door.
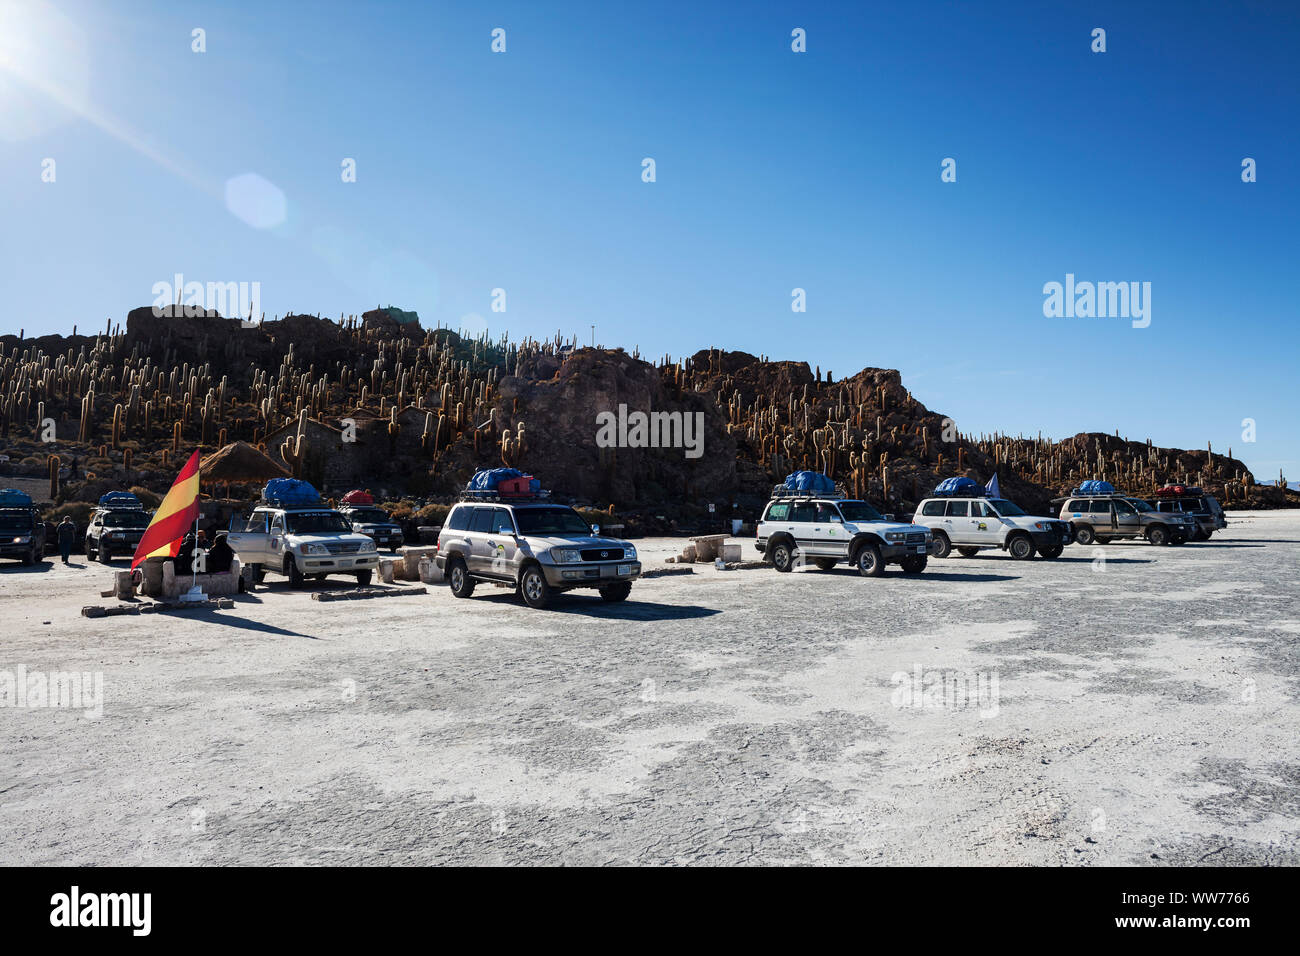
[483,507,519,578]
[969,500,1002,546]
[813,501,848,558]
[789,501,817,558]
[227,510,271,565]
[467,507,497,573]
[944,499,973,543]
[86,514,101,551]
[762,500,794,546]
[1111,499,1141,536]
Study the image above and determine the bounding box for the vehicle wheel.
[1095,536,1111,545]
[1171,534,1187,546]
[1201,531,1213,541]
[957,546,980,558]
[855,543,884,577]
[771,541,794,573]
[1038,545,1063,559]
[930,532,952,559]
[355,570,372,586]
[252,563,266,583]
[900,555,927,574]
[1072,524,1094,546]
[448,557,475,598]
[86,543,95,561]
[599,581,632,602]
[814,558,837,572]
[286,557,306,588]
[99,545,112,564]
[519,565,551,609]
[21,547,34,565]
[1147,526,1169,547]
[1008,534,1035,560]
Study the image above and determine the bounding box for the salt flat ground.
[1,513,1297,866]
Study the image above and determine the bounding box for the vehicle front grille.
[326,542,361,555]
[905,532,926,544]
[580,547,626,561]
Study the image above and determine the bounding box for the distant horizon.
[2,0,1296,480]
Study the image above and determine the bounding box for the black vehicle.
[86,493,150,564]
[0,489,47,565]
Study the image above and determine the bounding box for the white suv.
[755,490,931,576]
[913,494,1071,560]
[228,503,379,587]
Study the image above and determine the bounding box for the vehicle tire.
[900,555,927,574]
[99,544,112,564]
[252,563,266,583]
[1171,534,1187,546]
[1072,524,1095,546]
[600,581,632,602]
[1202,531,1213,541]
[1095,536,1111,545]
[771,541,794,573]
[814,558,837,572]
[448,557,475,598]
[21,547,34,565]
[355,570,372,586]
[519,565,551,609]
[957,546,980,558]
[86,543,95,561]
[286,557,306,588]
[1147,525,1169,547]
[930,532,952,559]
[1038,545,1063,559]
[1008,534,1035,560]
[855,543,884,577]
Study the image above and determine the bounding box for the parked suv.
[436,494,641,609]
[338,503,404,551]
[755,488,931,576]
[1150,487,1226,541]
[0,489,46,565]
[86,492,150,564]
[228,500,379,587]
[914,494,1071,559]
[1055,492,1194,546]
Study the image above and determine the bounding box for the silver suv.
[1056,492,1194,546]
[914,494,1071,560]
[228,504,379,586]
[1150,489,1226,541]
[755,488,931,576]
[435,495,641,609]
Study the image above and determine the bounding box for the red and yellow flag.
[131,450,202,569]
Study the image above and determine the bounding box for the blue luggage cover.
[98,491,142,509]
[1078,480,1115,495]
[0,488,33,508]
[263,478,321,505]
[934,476,980,497]
[467,468,524,491]
[783,471,835,494]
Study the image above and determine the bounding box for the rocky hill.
[1,309,1292,523]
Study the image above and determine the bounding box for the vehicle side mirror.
[828,515,842,523]
[884,514,895,522]
[591,524,600,535]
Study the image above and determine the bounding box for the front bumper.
[0,542,34,557]
[881,542,930,561]
[299,554,379,572]
[542,560,641,587]
[1029,527,1070,550]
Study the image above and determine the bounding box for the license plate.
[915,546,927,554]
[618,564,633,575]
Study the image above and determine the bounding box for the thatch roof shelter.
[200,441,290,485]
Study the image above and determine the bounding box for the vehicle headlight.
[550,548,582,564]
[12,536,29,544]
[885,532,905,542]
[622,545,636,559]
[1034,522,1050,531]
[303,543,328,556]
[359,540,377,553]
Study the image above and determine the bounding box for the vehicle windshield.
[987,499,1026,517]
[837,501,885,522]
[346,508,392,524]
[0,513,31,531]
[102,512,149,528]
[1126,498,1155,512]
[285,512,354,534]
[513,507,595,536]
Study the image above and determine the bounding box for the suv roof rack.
[458,488,553,503]
[769,483,847,500]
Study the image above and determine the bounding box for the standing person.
[57,515,77,564]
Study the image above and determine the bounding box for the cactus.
[48,454,60,499]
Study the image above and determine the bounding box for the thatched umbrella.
[199,441,289,497]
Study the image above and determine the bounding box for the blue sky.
[1,0,1296,479]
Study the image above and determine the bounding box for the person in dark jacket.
[57,516,77,563]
